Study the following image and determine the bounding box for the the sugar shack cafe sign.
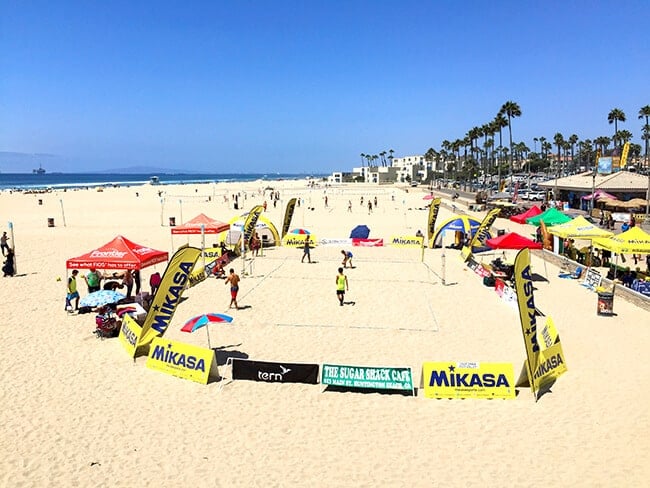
[321,363,414,395]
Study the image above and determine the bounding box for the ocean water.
[0,172,318,191]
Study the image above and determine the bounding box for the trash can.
[38,199,43,205]
[597,292,614,316]
[169,217,176,226]
[47,218,55,227]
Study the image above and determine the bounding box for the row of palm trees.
[418,104,650,186]
[359,149,394,168]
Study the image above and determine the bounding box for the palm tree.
[424,148,436,177]
[542,141,552,174]
[452,139,462,176]
[638,105,650,171]
[499,101,522,190]
[568,134,578,173]
[594,136,611,155]
[360,153,366,168]
[608,108,626,149]
[578,139,594,170]
[493,113,508,187]
[643,126,650,160]
[617,129,633,144]
[562,141,571,174]
[483,123,496,178]
[553,132,564,199]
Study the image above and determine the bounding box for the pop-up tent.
[431,215,482,248]
[350,225,370,239]
[582,190,617,201]
[510,205,542,224]
[547,216,614,240]
[171,213,229,235]
[486,232,547,279]
[486,232,542,250]
[592,226,650,254]
[66,235,169,270]
[225,214,280,247]
[525,208,571,227]
[171,213,230,252]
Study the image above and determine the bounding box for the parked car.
[527,191,546,201]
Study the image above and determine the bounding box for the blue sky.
[1,0,649,173]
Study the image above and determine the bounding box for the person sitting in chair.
[213,261,226,278]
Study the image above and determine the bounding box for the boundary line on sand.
[276,322,438,332]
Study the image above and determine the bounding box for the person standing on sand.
[84,268,102,293]
[225,268,240,309]
[121,269,134,297]
[336,267,348,306]
[0,232,9,256]
[301,235,312,263]
[66,270,80,311]
[347,200,352,212]
[132,269,141,296]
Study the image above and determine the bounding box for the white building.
[327,153,429,184]
[391,155,427,183]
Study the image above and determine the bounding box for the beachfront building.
[327,172,343,184]
[328,152,430,184]
[539,170,649,210]
[363,166,399,184]
[391,155,427,183]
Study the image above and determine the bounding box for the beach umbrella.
[79,290,126,308]
[181,313,234,333]
[289,228,311,235]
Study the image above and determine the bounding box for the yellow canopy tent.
[547,216,614,239]
[224,214,280,247]
[592,226,650,254]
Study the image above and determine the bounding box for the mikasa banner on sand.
[513,248,568,400]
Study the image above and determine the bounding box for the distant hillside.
[92,166,202,174]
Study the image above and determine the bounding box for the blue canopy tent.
[350,225,370,239]
[431,215,483,248]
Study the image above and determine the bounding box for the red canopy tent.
[509,205,542,224]
[66,235,169,270]
[486,232,542,250]
[170,213,229,235]
[486,232,547,278]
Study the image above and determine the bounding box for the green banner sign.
[321,364,414,393]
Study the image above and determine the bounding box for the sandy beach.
[1,180,649,487]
